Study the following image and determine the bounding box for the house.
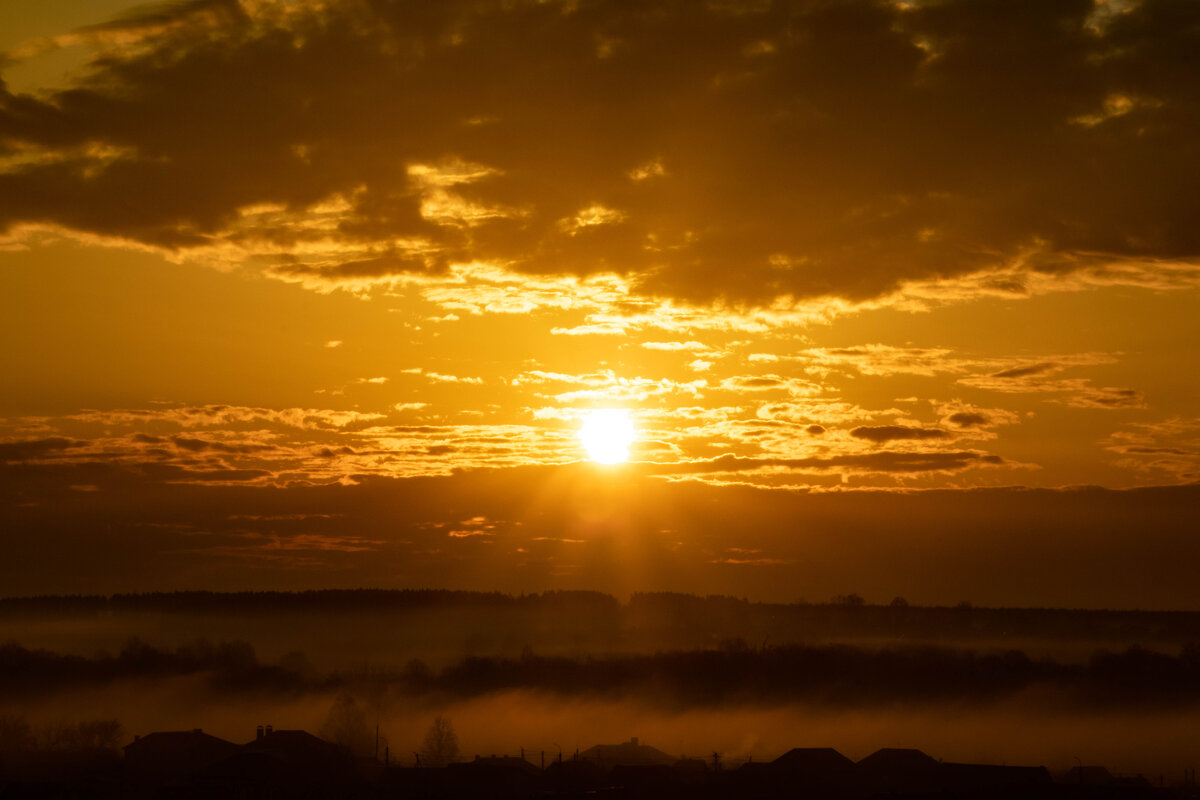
[736,747,857,797]
[239,726,355,783]
[578,737,675,770]
[122,729,239,782]
[772,747,855,776]
[856,747,941,793]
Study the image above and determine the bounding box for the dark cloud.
[131,433,167,444]
[170,435,272,454]
[850,425,952,443]
[989,363,1061,380]
[0,437,82,460]
[2,0,1199,303]
[135,463,273,483]
[725,377,788,390]
[1068,387,1145,409]
[805,424,826,435]
[947,412,990,428]
[1125,446,1191,456]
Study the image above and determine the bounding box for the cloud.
[169,435,273,454]
[1064,387,1145,409]
[3,0,1200,308]
[947,412,990,428]
[720,375,819,396]
[933,402,1021,432]
[800,345,966,377]
[849,426,952,444]
[990,363,1061,380]
[0,437,83,461]
[641,341,710,352]
[641,451,1003,477]
[0,393,1031,492]
[520,371,708,405]
[958,359,1143,409]
[1105,418,1200,482]
[68,405,386,430]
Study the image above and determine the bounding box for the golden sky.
[2,0,1199,604]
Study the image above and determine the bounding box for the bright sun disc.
[580,409,635,464]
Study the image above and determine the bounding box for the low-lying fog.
[6,595,1200,781]
[6,681,1198,780]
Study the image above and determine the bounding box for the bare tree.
[420,716,459,768]
[41,719,123,752]
[319,693,377,757]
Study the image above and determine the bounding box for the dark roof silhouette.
[122,729,239,781]
[242,729,341,758]
[579,738,675,768]
[856,747,939,772]
[239,728,355,783]
[123,729,237,757]
[773,747,855,773]
[857,748,941,793]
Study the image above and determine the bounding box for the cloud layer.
[3,0,1200,305]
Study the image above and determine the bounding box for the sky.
[2,0,1199,605]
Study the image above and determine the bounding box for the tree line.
[6,637,1200,710]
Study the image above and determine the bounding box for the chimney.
[256,725,264,740]
[631,737,638,747]
[265,725,273,736]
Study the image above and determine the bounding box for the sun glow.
[579,409,635,464]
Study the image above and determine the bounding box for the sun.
[579,409,635,464]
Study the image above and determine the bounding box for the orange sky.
[1,0,1198,604]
